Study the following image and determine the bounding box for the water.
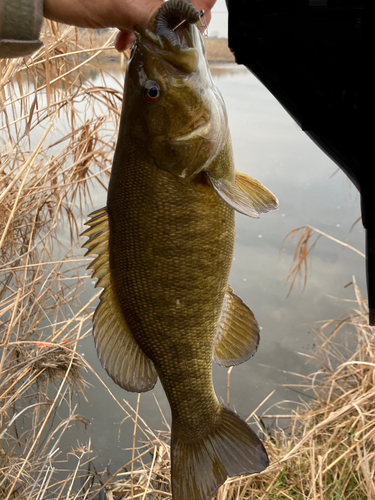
[64,63,365,472]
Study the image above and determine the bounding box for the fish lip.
[171,120,210,142]
[168,112,208,141]
[135,24,195,54]
[134,25,163,50]
[136,28,199,75]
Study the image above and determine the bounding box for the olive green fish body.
[108,137,234,438]
[83,1,279,498]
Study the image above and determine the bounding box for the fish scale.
[107,142,237,436]
[82,0,279,498]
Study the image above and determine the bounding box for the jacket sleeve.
[0,0,44,58]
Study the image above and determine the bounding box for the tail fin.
[171,406,269,500]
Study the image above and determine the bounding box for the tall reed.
[1,20,373,500]
[0,22,121,498]
[78,278,375,500]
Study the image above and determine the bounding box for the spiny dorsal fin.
[206,171,278,218]
[82,208,158,392]
[213,285,260,367]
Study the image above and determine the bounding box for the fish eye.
[143,81,160,103]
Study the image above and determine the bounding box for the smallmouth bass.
[82,1,278,499]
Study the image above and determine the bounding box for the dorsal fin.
[82,208,158,392]
[213,285,260,367]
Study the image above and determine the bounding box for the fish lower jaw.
[172,121,210,142]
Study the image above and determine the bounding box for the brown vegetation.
[204,37,235,63]
[1,23,374,500]
[0,21,118,498]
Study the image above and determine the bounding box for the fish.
[82,1,278,499]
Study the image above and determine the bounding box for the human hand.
[43,0,217,52]
[114,0,217,51]
[43,0,163,31]
[191,0,217,27]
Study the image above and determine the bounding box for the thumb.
[114,31,137,51]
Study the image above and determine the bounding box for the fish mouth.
[152,0,201,49]
[135,22,199,75]
[135,19,195,52]
[134,0,201,72]
[170,115,210,142]
[135,25,193,53]
[173,123,209,142]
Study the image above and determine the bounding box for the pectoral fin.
[235,171,279,214]
[82,208,158,392]
[213,285,260,367]
[207,171,278,218]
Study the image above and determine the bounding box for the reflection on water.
[66,62,365,472]
[209,63,248,79]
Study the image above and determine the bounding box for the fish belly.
[107,151,234,437]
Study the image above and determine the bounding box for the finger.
[115,30,137,52]
[201,10,211,25]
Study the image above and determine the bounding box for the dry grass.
[1,20,374,500]
[243,279,375,500]
[85,281,375,500]
[0,21,121,499]
[280,225,365,297]
[204,38,235,63]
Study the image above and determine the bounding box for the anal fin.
[81,208,158,392]
[213,285,260,367]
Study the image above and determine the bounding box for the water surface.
[70,62,365,471]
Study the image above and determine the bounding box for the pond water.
[64,63,365,473]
